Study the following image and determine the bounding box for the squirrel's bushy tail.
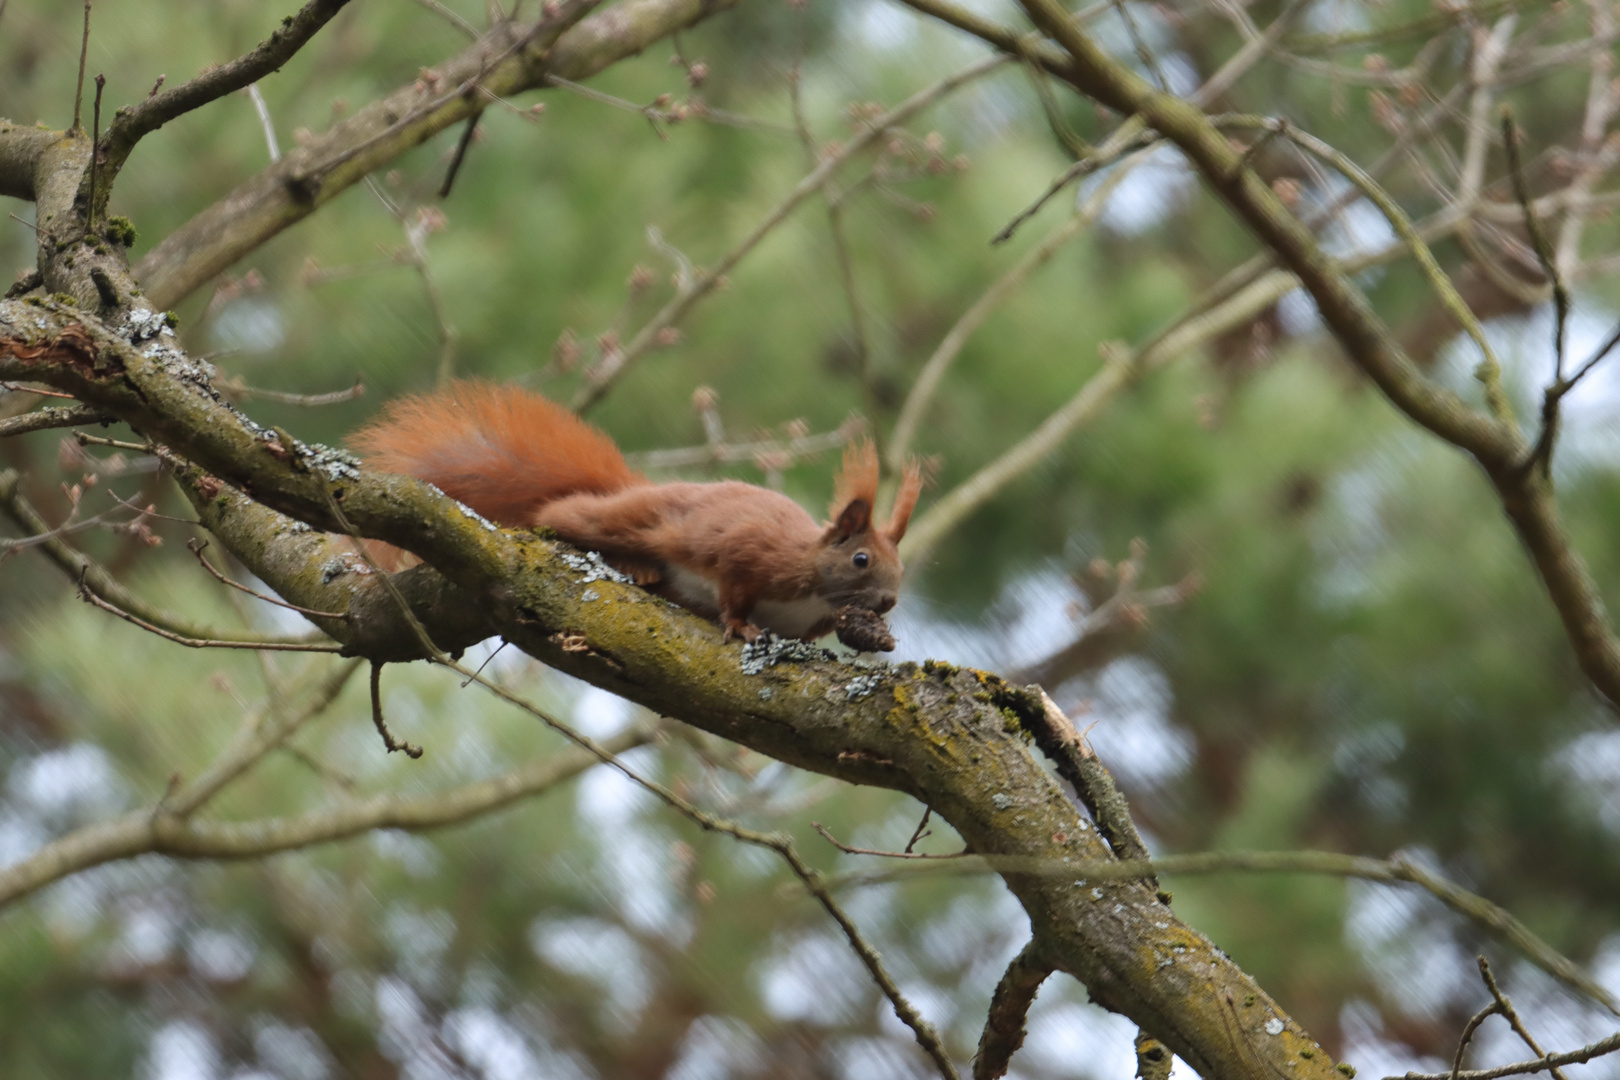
[351,380,645,526]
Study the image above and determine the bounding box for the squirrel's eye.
[853,551,871,569]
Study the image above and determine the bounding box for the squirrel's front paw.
[723,620,764,644]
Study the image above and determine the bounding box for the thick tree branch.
[0,124,61,202]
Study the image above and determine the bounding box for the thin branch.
[900,340,1134,561]
[1395,1031,1620,1080]
[904,805,933,853]
[984,0,1299,246]
[91,0,356,210]
[1505,108,1574,476]
[789,48,874,414]
[437,114,480,198]
[624,416,861,470]
[73,1,91,133]
[414,0,481,38]
[86,74,104,235]
[1552,0,1617,276]
[188,538,348,621]
[1108,0,1166,92]
[245,83,282,162]
[890,196,1112,470]
[0,717,654,907]
[215,375,365,406]
[1225,114,1514,424]
[303,2,602,184]
[1476,956,1571,1080]
[991,117,1156,245]
[812,821,969,860]
[902,165,1578,560]
[0,469,327,647]
[166,657,364,817]
[0,403,108,437]
[570,52,1013,412]
[545,73,793,134]
[0,501,136,555]
[973,941,1053,1080]
[993,0,1620,714]
[1451,1002,1502,1080]
[78,573,345,652]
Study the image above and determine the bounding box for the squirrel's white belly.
[662,565,834,640]
[751,595,836,639]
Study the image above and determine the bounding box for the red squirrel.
[351,381,922,646]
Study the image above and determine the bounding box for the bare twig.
[1451,1001,1502,1080]
[1505,108,1574,476]
[74,430,157,453]
[167,657,364,817]
[0,469,326,647]
[188,539,348,621]
[73,1,91,133]
[414,0,481,38]
[812,820,968,860]
[986,0,1299,246]
[369,661,424,757]
[306,0,602,183]
[1552,0,1617,276]
[624,416,861,470]
[437,114,480,198]
[789,45,874,413]
[245,83,282,162]
[215,376,365,406]
[77,570,345,652]
[1475,956,1571,1080]
[1396,1031,1620,1080]
[890,187,1119,469]
[545,73,792,134]
[86,74,104,234]
[905,805,933,853]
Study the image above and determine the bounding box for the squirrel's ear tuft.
[833,497,872,540]
[829,440,880,525]
[884,460,923,542]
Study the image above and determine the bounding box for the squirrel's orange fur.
[351,382,646,526]
[351,381,923,645]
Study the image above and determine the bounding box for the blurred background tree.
[3,0,1620,1077]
